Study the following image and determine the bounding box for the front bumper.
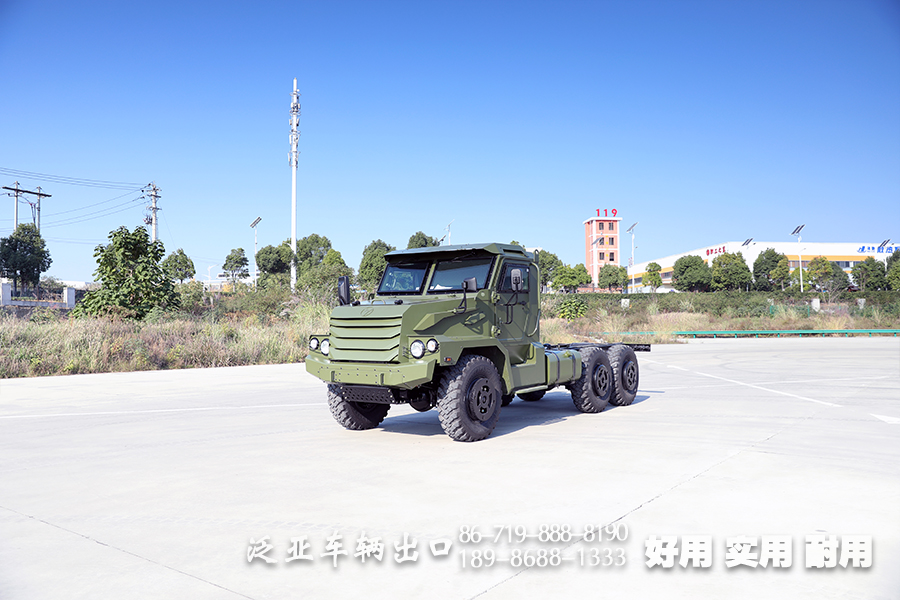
[305,354,436,389]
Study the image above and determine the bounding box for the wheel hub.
[592,364,611,397]
[623,361,637,391]
[467,377,496,422]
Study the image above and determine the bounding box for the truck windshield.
[378,262,430,294]
[428,257,493,293]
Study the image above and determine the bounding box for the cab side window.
[498,262,531,293]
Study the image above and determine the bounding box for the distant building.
[583,215,622,285]
[628,241,898,293]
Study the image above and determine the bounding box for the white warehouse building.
[629,241,897,293]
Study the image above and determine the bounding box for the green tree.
[885,250,899,272]
[645,262,662,292]
[537,250,563,287]
[552,264,591,293]
[753,248,786,291]
[617,266,630,293]
[358,239,395,295]
[770,256,790,291]
[823,262,851,302]
[789,268,805,292]
[298,252,354,303]
[851,257,887,291]
[407,231,439,249]
[223,248,249,282]
[710,252,752,291]
[322,248,349,269]
[40,274,65,293]
[887,259,900,291]
[805,256,833,291]
[0,223,52,295]
[673,255,711,292]
[161,248,195,283]
[573,264,592,288]
[73,226,177,319]
[296,234,332,275]
[256,243,292,274]
[597,263,620,291]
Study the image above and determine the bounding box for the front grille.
[330,316,402,362]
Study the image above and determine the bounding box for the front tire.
[569,347,613,413]
[327,384,391,430]
[437,355,503,442]
[608,344,639,406]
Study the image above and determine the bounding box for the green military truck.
[306,243,648,442]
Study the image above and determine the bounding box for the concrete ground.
[0,337,898,599]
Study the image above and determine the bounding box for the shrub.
[558,296,588,320]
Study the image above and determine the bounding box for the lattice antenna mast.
[289,78,301,292]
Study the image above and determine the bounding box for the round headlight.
[309,337,319,351]
[410,340,426,359]
[320,339,330,356]
[426,339,439,353]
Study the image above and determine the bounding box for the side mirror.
[456,277,478,313]
[511,269,523,292]
[338,275,351,306]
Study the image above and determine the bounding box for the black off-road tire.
[608,344,639,406]
[518,390,546,402]
[437,355,503,442]
[569,347,613,413]
[327,384,391,430]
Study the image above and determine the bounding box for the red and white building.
[583,214,622,286]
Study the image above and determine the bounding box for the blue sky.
[1,0,898,282]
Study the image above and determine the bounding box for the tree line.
[659,249,900,296]
[4,221,899,322]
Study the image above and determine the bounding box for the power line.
[40,201,144,228]
[42,237,105,246]
[42,189,142,217]
[0,167,144,190]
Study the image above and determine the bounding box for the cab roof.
[385,243,531,261]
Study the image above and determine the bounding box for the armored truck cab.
[306,243,646,441]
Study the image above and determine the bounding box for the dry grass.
[0,306,330,378]
[2,296,897,378]
[539,318,580,344]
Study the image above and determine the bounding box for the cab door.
[494,261,538,364]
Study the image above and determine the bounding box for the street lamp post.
[879,239,892,265]
[742,238,754,291]
[791,225,805,292]
[626,222,637,292]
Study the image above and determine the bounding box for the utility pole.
[250,217,262,287]
[5,181,20,228]
[36,187,43,231]
[2,182,51,232]
[145,183,161,242]
[289,78,301,293]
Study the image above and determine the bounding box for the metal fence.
[590,329,900,338]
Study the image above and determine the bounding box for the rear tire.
[327,384,390,429]
[569,347,613,413]
[437,355,503,442]
[518,390,546,402]
[608,344,639,406]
